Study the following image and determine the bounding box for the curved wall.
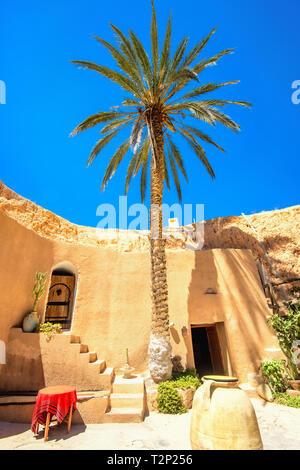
[0,207,278,386]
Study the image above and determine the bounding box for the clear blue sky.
[1,0,299,228]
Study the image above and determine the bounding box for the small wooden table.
[31,385,77,441]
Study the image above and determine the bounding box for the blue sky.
[1,0,299,228]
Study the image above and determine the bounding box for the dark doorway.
[191,325,224,377]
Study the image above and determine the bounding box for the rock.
[176,388,195,409]
[248,373,264,388]
[256,383,274,402]
[286,389,300,397]
[147,388,158,411]
[148,335,172,383]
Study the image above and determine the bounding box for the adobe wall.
[0,206,277,387]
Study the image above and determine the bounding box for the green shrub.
[274,393,300,408]
[157,369,202,414]
[259,360,288,394]
[170,369,202,390]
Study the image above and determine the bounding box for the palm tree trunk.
[147,107,172,383]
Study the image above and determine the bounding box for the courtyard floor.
[0,398,299,450]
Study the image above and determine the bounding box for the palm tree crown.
[71,1,251,202]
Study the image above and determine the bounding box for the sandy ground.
[0,398,299,450]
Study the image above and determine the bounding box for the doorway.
[45,268,75,330]
[191,324,224,377]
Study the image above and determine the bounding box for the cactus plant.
[32,271,48,311]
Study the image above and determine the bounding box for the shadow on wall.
[206,222,299,276]
[185,233,291,380]
[0,329,46,393]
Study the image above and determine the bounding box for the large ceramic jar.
[22,311,39,333]
[190,375,263,450]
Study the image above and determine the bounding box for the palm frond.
[177,123,224,152]
[71,60,144,100]
[70,111,127,136]
[109,23,140,72]
[205,107,241,132]
[163,151,170,190]
[87,127,123,167]
[166,135,188,182]
[130,114,146,151]
[180,81,239,100]
[167,144,182,201]
[129,30,153,90]
[101,139,130,190]
[100,116,135,134]
[159,13,172,76]
[181,27,217,68]
[178,129,215,178]
[122,99,143,107]
[125,137,149,194]
[195,99,251,108]
[193,48,234,74]
[167,101,216,124]
[151,0,159,85]
[93,35,145,93]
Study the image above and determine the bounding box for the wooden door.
[206,326,224,375]
[45,275,75,328]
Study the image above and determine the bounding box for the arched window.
[45,262,77,330]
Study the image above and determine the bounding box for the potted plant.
[267,300,300,390]
[22,272,48,333]
[37,322,62,340]
[120,348,135,379]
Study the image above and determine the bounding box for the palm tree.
[70,1,251,383]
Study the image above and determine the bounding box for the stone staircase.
[65,333,115,391]
[100,375,146,423]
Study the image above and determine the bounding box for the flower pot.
[22,311,39,333]
[288,379,300,391]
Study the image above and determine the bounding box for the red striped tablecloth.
[31,385,77,434]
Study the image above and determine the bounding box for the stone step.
[89,359,106,374]
[69,343,81,353]
[98,367,115,390]
[112,375,144,394]
[80,344,89,353]
[70,334,81,344]
[99,408,144,424]
[77,390,108,400]
[110,393,144,408]
[79,352,98,363]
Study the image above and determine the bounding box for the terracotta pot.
[22,311,39,333]
[190,375,263,450]
[288,379,300,391]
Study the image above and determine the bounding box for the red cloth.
[31,385,77,434]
